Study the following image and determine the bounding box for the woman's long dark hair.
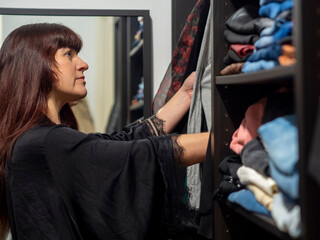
[0,23,83,238]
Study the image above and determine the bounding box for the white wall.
[0,0,172,97]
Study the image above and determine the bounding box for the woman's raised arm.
[156,71,196,134]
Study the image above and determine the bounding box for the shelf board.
[216,65,295,85]
[130,40,143,57]
[223,200,294,240]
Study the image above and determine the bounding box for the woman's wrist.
[156,89,191,134]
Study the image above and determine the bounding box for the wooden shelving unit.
[210,0,320,239]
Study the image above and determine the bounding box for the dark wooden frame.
[0,8,153,128]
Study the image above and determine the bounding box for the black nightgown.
[5,119,185,240]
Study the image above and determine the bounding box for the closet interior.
[209,0,320,239]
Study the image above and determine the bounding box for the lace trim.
[145,114,166,136]
[171,135,184,166]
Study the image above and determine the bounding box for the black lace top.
[5,116,186,240]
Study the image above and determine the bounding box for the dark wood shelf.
[216,65,295,85]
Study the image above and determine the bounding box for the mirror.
[0,8,152,133]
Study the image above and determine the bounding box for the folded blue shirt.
[261,15,292,36]
[242,60,278,73]
[269,160,299,200]
[258,115,298,175]
[260,0,286,6]
[258,115,299,200]
[247,44,282,62]
[228,189,271,216]
[255,21,293,49]
[259,0,293,19]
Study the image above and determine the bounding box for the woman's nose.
[77,57,89,71]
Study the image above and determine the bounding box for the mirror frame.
[0,8,153,128]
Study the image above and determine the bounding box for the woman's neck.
[46,96,62,124]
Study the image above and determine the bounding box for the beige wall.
[93,17,115,132]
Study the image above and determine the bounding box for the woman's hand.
[180,71,196,99]
[155,72,196,134]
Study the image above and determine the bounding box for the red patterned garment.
[152,0,202,113]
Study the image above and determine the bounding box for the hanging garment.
[172,0,211,134]
[186,4,212,210]
[6,119,189,240]
[197,135,215,239]
[152,0,203,114]
[183,0,210,82]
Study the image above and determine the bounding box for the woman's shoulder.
[11,125,59,164]
[14,125,82,149]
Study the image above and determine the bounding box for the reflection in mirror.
[0,13,148,133]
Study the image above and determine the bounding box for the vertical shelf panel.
[211,0,236,239]
[295,0,320,239]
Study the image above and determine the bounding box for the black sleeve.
[98,115,166,141]
[44,126,183,239]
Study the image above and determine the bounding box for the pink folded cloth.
[230,44,255,58]
[230,97,267,154]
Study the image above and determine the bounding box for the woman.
[0,23,209,240]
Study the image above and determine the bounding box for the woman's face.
[51,47,89,106]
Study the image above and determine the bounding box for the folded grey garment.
[254,17,275,33]
[225,4,260,34]
[224,29,259,44]
[240,137,271,176]
[223,49,252,65]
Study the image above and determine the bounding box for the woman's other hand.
[180,71,196,99]
[155,71,196,134]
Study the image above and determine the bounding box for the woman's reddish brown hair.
[0,23,82,238]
